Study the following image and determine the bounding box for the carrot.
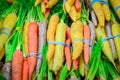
[0,20,3,29]
[44,0,49,4]
[28,22,38,80]
[2,62,12,80]
[102,0,110,21]
[34,0,42,7]
[74,0,81,12]
[111,23,120,63]
[47,14,59,63]
[12,49,23,80]
[96,25,115,65]
[70,20,83,60]
[23,21,30,56]
[73,58,79,70]
[90,10,98,26]
[48,57,54,70]
[45,8,50,19]
[79,53,85,77]
[0,13,17,51]
[110,0,120,19]
[41,1,46,14]
[84,24,90,65]
[88,20,96,56]
[64,27,72,71]
[90,0,105,27]
[0,47,5,61]
[105,22,117,60]
[46,0,58,8]
[22,58,29,80]
[69,5,78,21]
[7,0,14,4]
[68,0,75,5]
[64,1,72,13]
[52,19,67,74]
[36,20,47,76]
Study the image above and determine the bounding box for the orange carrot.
[12,49,23,80]
[28,22,38,80]
[45,8,50,19]
[83,25,90,65]
[64,27,72,71]
[73,58,79,70]
[74,0,81,12]
[44,0,49,4]
[22,58,29,80]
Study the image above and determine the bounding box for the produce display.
[0,0,120,80]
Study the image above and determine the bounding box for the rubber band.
[102,34,120,42]
[90,0,108,8]
[27,52,43,59]
[48,41,70,47]
[72,38,92,47]
[0,27,10,32]
[114,6,120,12]
[0,32,10,36]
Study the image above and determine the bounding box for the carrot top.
[37,5,45,21]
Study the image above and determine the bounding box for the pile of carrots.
[0,0,120,80]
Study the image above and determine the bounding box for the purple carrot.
[36,20,47,76]
[105,22,117,60]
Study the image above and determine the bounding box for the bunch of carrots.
[0,0,120,80]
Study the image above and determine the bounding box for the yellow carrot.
[52,22,67,74]
[90,0,105,27]
[111,23,120,63]
[102,0,110,21]
[70,20,83,60]
[34,0,42,7]
[48,57,54,70]
[23,21,30,56]
[0,13,17,51]
[69,5,78,21]
[64,1,72,13]
[68,0,75,5]
[41,1,46,14]
[46,14,59,63]
[110,0,120,19]
[79,53,85,77]
[0,47,5,61]
[46,0,58,8]
[96,25,115,65]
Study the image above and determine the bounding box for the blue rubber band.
[0,32,10,36]
[72,38,92,47]
[37,54,42,59]
[48,41,70,47]
[114,6,120,12]
[100,0,108,5]
[27,52,37,57]
[102,34,120,41]
[0,27,10,32]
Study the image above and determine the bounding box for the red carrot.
[22,58,29,80]
[28,22,38,80]
[64,27,72,71]
[74,0,81,12]
[45,8,50,19]
[12,49,23,80]
[83,25,90,65]
[73,58,79,70]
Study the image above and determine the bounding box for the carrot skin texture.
[28,22,38,80]
[22,58,29,80]
[84,25,90,65]
[12,50,23,80]
[64,27,72,71]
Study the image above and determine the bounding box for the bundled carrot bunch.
[0,0,120,80]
